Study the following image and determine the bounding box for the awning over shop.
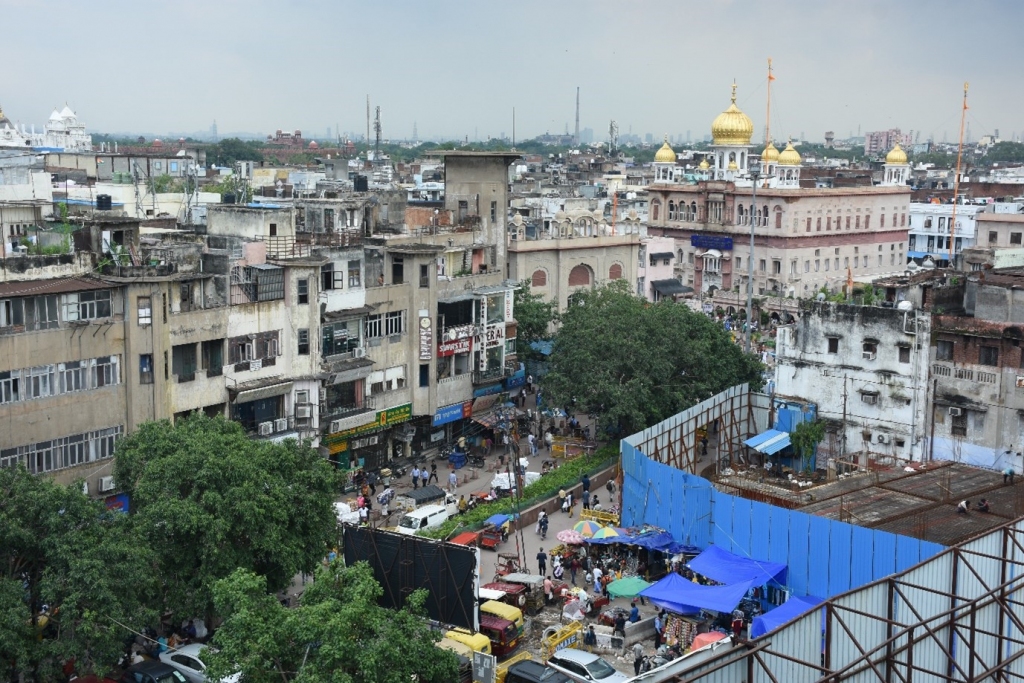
[649,252,675,261]
[651,279,694,296]
[743,429,791,456]
[233,380,293,404]
[750,595,825,638]
[639,573,755,615]
[473,412,504,429]
[687,545,788,586]
[472,394,500,415]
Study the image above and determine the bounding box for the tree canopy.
[514,280,557,356]
[206,562,459,683]
[0,465,156,680]
[544,281,764,435]
[112,414,338,621]
[208,138,265,166]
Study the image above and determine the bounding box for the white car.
[545,649,630,683]
[159,644,240,683]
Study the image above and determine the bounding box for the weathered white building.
[907,201,985,266]
[775,301,931,466]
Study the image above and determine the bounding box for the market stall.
[749,595,824,638]
[686,544,788,586]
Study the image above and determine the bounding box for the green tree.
[790,419,825,474]
[209,138,265,166]
[206,562,459,683]
[112,414,338,622]
[0,466,156,680]
[544,280,764,435]
[514,280,557,355]
[987,141,1024,164]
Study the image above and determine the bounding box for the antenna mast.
[366,95,371,149]
[574,86,580,147]
[764,58,773,146]
[949,82,969,264]
[374,106,382,159]
[512,107,516,150]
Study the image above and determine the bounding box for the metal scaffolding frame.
[671,516,1024,683]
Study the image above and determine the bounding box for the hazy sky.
[2,0,1021,144]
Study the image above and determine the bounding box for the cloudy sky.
[2,0,1020,144]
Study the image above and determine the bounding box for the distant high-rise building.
[580,127,594,144]
[326,126,331,141]
[686,130,691,143]
[824,131,835,148]
[864,128,911,155]
[210,120,218,142]
[645,133,654,144]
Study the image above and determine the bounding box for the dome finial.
[731,80,737,104]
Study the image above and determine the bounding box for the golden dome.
[777,140,802,166]
[654,136,676,163]
[711,82,754,146]
[761,140,780,162]
[885,142,908,164]
[698,159,710,170]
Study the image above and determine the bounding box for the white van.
[396,503,452,535]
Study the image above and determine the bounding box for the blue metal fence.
[622,441,946,598]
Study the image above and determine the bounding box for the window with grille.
[365,314,382,339]
[59,361,88,393]
[321,264,335,291]
[139,354,154,384]
[979,345,999,366]
[298,329,309,355]
[348,260,361,288]
[171,344,197,382]
[138,296,152,325]
[62,290,112,321]
[297,278,309,304]
[93,356,119,387]
[0,371,21,403]
[386,311,406,336]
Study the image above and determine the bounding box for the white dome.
[60,105,76,119]
[49,109,62,122]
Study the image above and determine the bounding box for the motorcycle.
[468,453,486,468]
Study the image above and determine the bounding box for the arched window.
[774,206,783,229]
[737,204,746,225]
[568,264,592,287]
[651,201,660,221]
[691,202,697,221]
[609,263,623,280]
[531,269,547,287]
[668,201,676,220]
[762,205,769,227]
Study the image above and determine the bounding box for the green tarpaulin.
[606,576,652,599]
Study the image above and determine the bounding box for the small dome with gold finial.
[654,136,676,163]
[761,140,780,163]
[885,142,908,165]
[777,140,802,166]
[698,159,710,171]
[711,82,754,146]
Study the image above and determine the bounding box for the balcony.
[472,366,511,385]
[259,232,362,259]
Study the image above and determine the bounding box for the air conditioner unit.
[275,418,289,432]
[98,476,115,493]
[862,351,876,361]
[329,419,342,433]
[296,405,311,419]
[948,407,963,417]
[353,347,366,358]
[81,481,89,495]
[877,434,891,444]
[258,421,274,436]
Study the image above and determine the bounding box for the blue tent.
[638,572,755,615]
[687,545,788,586]
[585,531,676,551]
[750,595,825,638]
[743,429,792,456]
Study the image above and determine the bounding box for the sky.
[2,0,1022,144]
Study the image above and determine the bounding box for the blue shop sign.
[505,363,526,389]
[691,235,734,251]
[433,401,471,427]
[473,384,504,398]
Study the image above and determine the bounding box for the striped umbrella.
[591,526,622,540]
[556,529,586,545]
[573,520,602,537]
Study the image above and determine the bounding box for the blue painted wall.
[621,441,946,598]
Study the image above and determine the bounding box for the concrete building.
[907,201,985,266]
[637,235,686,302]
[929,268,1024,473]
[962,211,1024,270]
[774,301,932,466]
[0,104,92,152]
[863,128,912,156]
[646,85,912,316]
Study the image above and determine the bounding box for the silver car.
[159,644,240,683]
[546,648,630,683]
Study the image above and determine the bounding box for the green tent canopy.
[605,576,653,599]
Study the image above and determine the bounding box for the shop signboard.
[691,234,734,251]
[504,363,525,389]
[433,400,473,427]
[438,337,472,357]
[418,315,433,361]
[325,403,413,446]
[473,384,504,398]
[485,325,504,348]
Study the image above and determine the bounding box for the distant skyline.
[1,0,1021,146]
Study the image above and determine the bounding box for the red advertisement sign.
[438,337,472,357]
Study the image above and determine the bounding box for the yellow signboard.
[541,620,583,660]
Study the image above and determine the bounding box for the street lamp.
[745,163,762,354]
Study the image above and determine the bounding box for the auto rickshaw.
[481,581,529,611]
[480,600,524,638]
[445,628,492,656]
[479,613,520,659]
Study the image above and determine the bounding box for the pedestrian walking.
[701,435,709,457]
[536,548,547,575]
[654,611,664,648]
[503,433,510,454]
[581,473,591,494]
[420,469,429,488]
[528,433,537,457]
[569,557,580,585]
[411,467,420,489]
[544,430,553,452]
[1005,467,1017,485]
[526,374,534,393]
[592,566,603,595]
[614,613,626,638]
[567,492,575,518]
[429,461,438,484]
[633,643,645,676]
[582,489,591,510]
[448,471,458,494]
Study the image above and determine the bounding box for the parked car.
[158,644,240,683]
[545,649,630,683]
[504,660,571,683]
[120,662,189,683]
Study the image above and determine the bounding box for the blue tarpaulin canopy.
[483,514,514,528]
[638,572,755,615]
[743,429,791,456]
[585,530,677,551]
[750,595,825,638]
[687,545,788,585]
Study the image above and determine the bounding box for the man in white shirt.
[593,566,603,595]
